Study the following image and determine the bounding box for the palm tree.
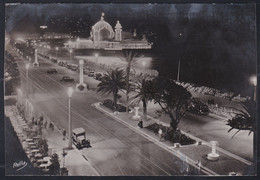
[130,78,154,120]
[226,100,256,138]
[97,68,126,110]
[122,49,138,113]
[226,100,256,175]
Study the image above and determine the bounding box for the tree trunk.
[142,98,147,120]
[169,113,178,132]
[126,66,130,113]
[113,93,118,111]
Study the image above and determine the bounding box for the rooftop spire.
[101,12,105,20]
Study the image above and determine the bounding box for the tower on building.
[115,20,122,41]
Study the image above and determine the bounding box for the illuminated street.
[4,3,257,176]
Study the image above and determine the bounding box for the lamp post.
[25,63,30,98]
[68,87,73,149]
[62,149,68,168]
[177,58,180,82]
[17,88,23,105]
[250,75,257,101]
[95,53,98,65]
[55,47,59,59]
[142,61,145,78]
[69,49,73,61]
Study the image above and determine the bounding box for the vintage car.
[188,98,210,115]
[46,68,58,74]
[38,157,51,172]
[60,76,75,82]
[72,128,90,149]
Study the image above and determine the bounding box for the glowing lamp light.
[142,61,146,67]
[250,75,257,86]
[55,47,59,51]
[25,63,30,70]
[68,87,73,98]
[95,53,98,58]
[40,25,48,29]
[69,49,73,54]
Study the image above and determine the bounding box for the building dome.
[91,13,114,41]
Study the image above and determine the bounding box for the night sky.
[5,3,257,96]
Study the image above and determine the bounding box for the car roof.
[73,127,85,134]
[43,157,51,161]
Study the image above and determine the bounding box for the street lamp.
[177,58,181,82]
[67,87,73,149]
[69,49,73,61]
[25,63,30,98]
[62,149,68,168]
[17,88,23,105]
[142,61,146,78]
[55,47,59,58]
[95,53,98,65]
[250,75,257,101]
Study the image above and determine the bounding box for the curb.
[146,110,253,166]
[92,102,218,176]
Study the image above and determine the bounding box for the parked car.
[39,157,51,172]
[70,65,78,71]
[95,73,103,81]
[60,76,75,82]
[46,69,58,74]
[72,128,90,149]
[87,71,95,77]
[58,60,67,67]
[51,58,58,63]
[188,98,209,115]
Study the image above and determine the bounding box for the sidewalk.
[42,130,99,176]
[5,105,99,176]
[93,102,253,176]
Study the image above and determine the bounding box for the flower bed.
[103,99,128,112]
[146,123,196,145]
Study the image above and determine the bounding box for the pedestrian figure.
[158,128,163,141]
[49,122,54,131]
[62,129,66,140]
[138,119,143,128]
[44,121,47,129]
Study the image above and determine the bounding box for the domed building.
[65,13,152,50]
[90,13,115,42]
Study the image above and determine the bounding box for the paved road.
[10,46,201,175]
[146,101,253,162]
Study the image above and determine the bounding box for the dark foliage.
[103,99,128,112]
[226,100,256,138]
[153,76,192,131]
[49,153,60,175]
[97,68,126,110]
[4,51,21,95]
[130,78,155,120]
[146,123,196,145]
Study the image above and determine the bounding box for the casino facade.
[65,13,152,50]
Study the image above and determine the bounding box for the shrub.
[146,123,196,145]
[103,99,128,112]
[77,84,85,91]
[49,153,60,175]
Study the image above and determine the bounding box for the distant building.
[25,33,74,40]
[64,13,152,50]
